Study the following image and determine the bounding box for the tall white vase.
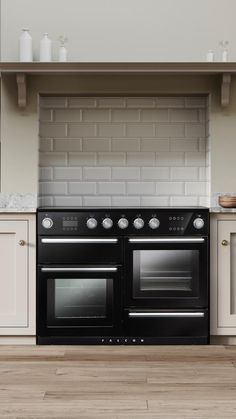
[40,33,52,62]
[19,28,33,62]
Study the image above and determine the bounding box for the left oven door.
[37,265,121,336]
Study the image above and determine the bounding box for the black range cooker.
[37,207,209,345]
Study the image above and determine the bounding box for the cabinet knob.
[19,240,26,246]
[221,239,229,246]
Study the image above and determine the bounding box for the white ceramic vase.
[59,45,67,62]
[40,33,52,62]
[19,28,33,62]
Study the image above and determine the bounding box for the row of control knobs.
[86,217,160,230]
[41,216,205,230]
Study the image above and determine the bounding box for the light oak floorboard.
[0,345,235,418]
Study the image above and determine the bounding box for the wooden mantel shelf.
[0,62,235,108]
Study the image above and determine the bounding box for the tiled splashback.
[38,96,210,207]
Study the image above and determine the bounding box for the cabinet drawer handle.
[221,239,229,246]
[19,240,26,246]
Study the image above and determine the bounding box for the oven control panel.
[38,208,209,236]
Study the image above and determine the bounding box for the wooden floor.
[0,346,236,418]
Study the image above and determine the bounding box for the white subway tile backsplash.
[82,109,110,122]
[111,196,141,206]
[127,152,155,166]
[126,124,154,137]
[170,139,198,152]
[39,182,67,195]
[170,196,199,206]
[38,196,53,206]
[68,152,96,166]
[141,138,169,152]
[170,167,199,180]
[141,196,170,206]
[82,138,111,152]
[97,123,125,137]
[170,109,199,122]
[112,167,140,180]
[156,97,185,108]
[39,95,209,207]
[157,124,185,138]
[185,124,206,137]
[39,109,53,122]
[54,109,81,122]
[83,196,111,206]
[68,123,96,137]
[126,182,155,195]
[98,182,126,195]
[39,167,53,181]
[185,97,206,108]
[69,182,96,195]
[156,152,184,166]
[185,182,207,195]
[54,167,82,180]
[141,167,169,180]
[141,109,169,122]
[97,153,126,166]
[69,97,96,108]
[112,138,140,152]
[40,97,67,108]
[185,152,206,167]
[39,139,53,152]
[54,139,82,152]
[97,98,125,108]
[39,152,67,167]
[156,182,184,195]
[126,97,155,108]
[111,109,140,122]
[40,123,67,138]
[54,196,82,206]
[83,167,111,180]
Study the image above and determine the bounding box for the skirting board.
[210,336,236,345]
[0,336,36,345]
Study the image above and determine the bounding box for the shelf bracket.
[221,73,231,107]
[16,73,27,108]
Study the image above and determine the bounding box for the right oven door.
[124,237,208,308]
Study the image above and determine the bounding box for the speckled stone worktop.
[0,193,37,212]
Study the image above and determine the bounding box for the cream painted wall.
[1,0,236,62]
[1,73,236,194]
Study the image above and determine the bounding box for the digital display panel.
[63,220,78,227]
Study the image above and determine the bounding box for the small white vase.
[19,28,33,62]
[206,50,214,62]
[222,49,228,62]
[40,33,52,62]
[59,45,67,62]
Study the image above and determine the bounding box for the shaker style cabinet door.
[218,220,236,328]
[0,220,28,327]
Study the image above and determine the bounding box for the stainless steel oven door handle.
[128,312,205,318]
[128,237,205,243]
[41,267,118,272]
[41,238,118,244]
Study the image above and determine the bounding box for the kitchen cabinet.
[211,213,236,335]
[0,214,35,335]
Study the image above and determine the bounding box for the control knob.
[42,217,53,229]
[148,217,160,229]
[133,217,144,229]
[118,218,129,229]
[193,217,204,230]
[86,218,98,229]
[102,218,113,229]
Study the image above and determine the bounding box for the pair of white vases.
[19,29,67,62]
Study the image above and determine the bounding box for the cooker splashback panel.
[38,96,210,208]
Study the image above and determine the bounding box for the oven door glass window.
[46,273,115,327]
[54,278,106,320]
[133,250,199,298]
